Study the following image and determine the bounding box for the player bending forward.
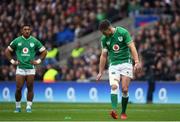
[96,20,141,120]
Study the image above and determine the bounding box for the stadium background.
[0,0,180,121]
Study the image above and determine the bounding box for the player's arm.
[128,41,142,72]
[39,49,47,60]
[123,28,141,73]
[5,42,19,65]
[31,46,47,65]
[30,38,47,65]
[38,49,47,63]
[128,41,139,64]
[96,49,107,81]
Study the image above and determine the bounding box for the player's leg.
[110,83,119,111]
[14,75,25,112]
[26,75,35,112]
[25,69,36,112]
[119,63,133,120]
[120,75,131,119]
[110,83,119,119]
[109,65,120,119]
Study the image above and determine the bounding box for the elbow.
[40,50,47,60]
[43,50,47,57]
[101,53,107,58]
[5,48,9,56]
[5,48,11,60]
[45,50,47,56]
[101,54,107,60]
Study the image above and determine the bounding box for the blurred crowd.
[0,0,179,82]
[134,14,180,81]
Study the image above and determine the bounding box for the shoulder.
[100,35,107,42]
[16,36,22,39]
[116,26,129,34]
[31,36,42,44]
[10,36,21,44]
[14,36,23,41]
[31,36,39,41]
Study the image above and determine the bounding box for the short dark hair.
[21,20,31,29]
[21,23,31,28]
[98,19,111,31]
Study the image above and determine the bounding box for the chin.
[25,35,30,38]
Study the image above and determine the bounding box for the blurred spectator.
[96,6,107,22]
[0,0,128,49]
[60,65,69,81]
[107,0,121,22]
[134,14,180,81]
[141,48,156,103]
[44,43,59,66]
[56,24,75,46]
[71,42,85,58]
[176,74,180,81]
[35,66,46,81]
[43,65,60,83]
[0,49,9,66]
[128,0,141,16]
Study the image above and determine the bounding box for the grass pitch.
[0,102,180,121]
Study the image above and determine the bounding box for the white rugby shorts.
[16,67,36,75]
[109,63,133,86]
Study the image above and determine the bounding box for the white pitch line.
[2,108,180,113]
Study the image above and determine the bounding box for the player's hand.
[96,73,103,81]
[10,59,19,65]
[134,62,142,73]
[30,59,42,65]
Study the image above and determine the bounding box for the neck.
[22,35,30,39]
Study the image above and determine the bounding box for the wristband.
[36,59,42,64]
[10,59,16,64]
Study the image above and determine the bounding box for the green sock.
[121,97,129,114]
[111,94,118,110]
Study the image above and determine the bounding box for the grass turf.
[0,102,180,121]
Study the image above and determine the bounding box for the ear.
[109,26,113,31]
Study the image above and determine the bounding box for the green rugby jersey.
[9,36,45,69]
[100,27,132,66]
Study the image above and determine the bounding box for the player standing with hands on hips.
[96,20,142,120]
[5,23,47,113]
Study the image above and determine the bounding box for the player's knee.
[122,87,128,93]
[111,85,118,90]
[122,87,129,97]
[111,85,119,94]
[27,84,33,92]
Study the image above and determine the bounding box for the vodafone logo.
[22,47,29,54]
[113,44,120,51]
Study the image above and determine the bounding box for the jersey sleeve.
[35,38,46,52]
[8,39,17,51]
[123,28,132,45]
